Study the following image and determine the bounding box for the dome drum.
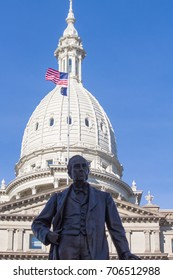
[16,142,123,179]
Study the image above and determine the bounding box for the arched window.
[85,118,89,127]
[49,118,54,126]
[69,58,72,73]
[67,116,72,125]
[75,59,79,76]
[47,159,53,166]
[35,122,39,131]
[100,121,106,134]
[31,164,36,170]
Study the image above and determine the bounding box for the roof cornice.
[5,169,53,194]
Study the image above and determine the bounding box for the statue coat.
[32,184,130,259]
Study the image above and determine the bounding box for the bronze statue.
[32,155,140,260]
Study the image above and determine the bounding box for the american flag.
[45,68,68,86]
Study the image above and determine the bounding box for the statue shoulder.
[89,185,110,197]
[56,186,71,199]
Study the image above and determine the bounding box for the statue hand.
[120,251,141,260]
[47,231,60,245]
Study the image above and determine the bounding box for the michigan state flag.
[60,87,68,96]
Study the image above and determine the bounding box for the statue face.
[69,156,89,184]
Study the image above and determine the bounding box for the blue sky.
[0,0,173,209]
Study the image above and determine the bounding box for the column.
[126,230,132,250]
[32,187,37,195]
[72,55,76,75]
[65,55,68,73]
[16,193,21,200]
[17,229,24,251]
[59,58,62,72]
[144,230,151,252]
[153,230,161,252]
[7,229,14,251]
[79,56,82,81]
[54,174,59,189]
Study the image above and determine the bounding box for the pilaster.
[17,229,24,251]
[126,230,132,250]
[7,229,14,251]
[153,230,161,253]
[54,174,59,189]
[144,230,151,252]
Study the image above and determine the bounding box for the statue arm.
[105,193,130,259]
[31,193,57,245]
[105,194,140,259]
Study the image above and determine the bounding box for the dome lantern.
[54,0,86,82]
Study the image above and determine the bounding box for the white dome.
[21,80,117,158]
[17,78,122,178]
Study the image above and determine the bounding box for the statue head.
[67,155,90,184]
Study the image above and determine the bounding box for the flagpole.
[67,72,70,185]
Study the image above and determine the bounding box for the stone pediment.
[114,199,165,221]
[0,188,56,215]
[0,199,50,221]
[10,204,45,215]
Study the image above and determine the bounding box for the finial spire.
[70,0,73,11]
[54,0,86,82]
[66,0,75,24]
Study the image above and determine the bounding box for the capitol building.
[0,1,173,260]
